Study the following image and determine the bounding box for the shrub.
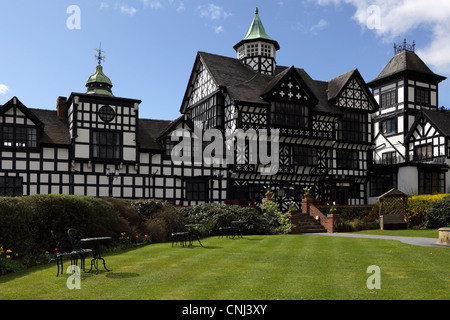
[336,218,379,232]
[406,194,449,228]
[176,201,292,236]
[0,194,133,272]
[424,195,450,229]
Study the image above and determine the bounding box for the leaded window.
[98,105,115,122]
[186,179,208,201]
[293,146,317,166]
[414,144,432,161]
[381,118,397,134]
[418,170,445,194]
[415,88,430,105]
[92,130,121,160]
[381,89,397,108]
[338,112,367,142]
[370,172,397,197]
[382,151,397,165]
[246,44,259,56]
[0,177,23,197]
[270,102,308,128]
[337,150,359,169]
[190,94,224,130]
[0,126,38,149]
[261,44,272,57]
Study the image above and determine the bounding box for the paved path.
[307,232,449,248]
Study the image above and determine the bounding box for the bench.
[380,214,408,230]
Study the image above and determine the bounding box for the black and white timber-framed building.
[0,9,448,209]
[368,40,450,203]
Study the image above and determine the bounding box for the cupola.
[85,47,114,96]
[233,8,280,75]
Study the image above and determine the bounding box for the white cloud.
[142,0,163,9]
[215,25,224,34]
[0,84,9,95]
[120,5,137,16]
[310,19,328,32]
[316,0,450,73]
[198,4,231,20]
[175,2,185,13]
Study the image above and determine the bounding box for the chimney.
[57,96,67,118]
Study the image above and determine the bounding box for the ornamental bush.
[176,201,292,236]
[424,195,450,229]
[0,195,133,273]
[406,194,450,228]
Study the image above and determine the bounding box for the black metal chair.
[51,230,76,277]
[67,228,93,272]
[218,224,232,238]
[169,220,189,247]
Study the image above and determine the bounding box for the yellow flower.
[6,249,12,254]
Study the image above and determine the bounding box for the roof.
[85,64,114,96]
[368,50,446,87]
[138,118,172,151]
[29,109,71,145]
[187,51,367,116]
[422,109,450,137]
[377,188,408,200]
[233,8,280,51]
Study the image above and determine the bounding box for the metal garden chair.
[51,230,76,277]
[67,228,93,272]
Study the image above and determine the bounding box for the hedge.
[0,195,133,274]
[424,195,450,229]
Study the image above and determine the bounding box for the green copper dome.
[244,8,272,41]
[85,64,114,96]
[234,8,280,51]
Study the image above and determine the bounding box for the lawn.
[0,234,448,300]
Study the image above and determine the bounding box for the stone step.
[291,213,327,233]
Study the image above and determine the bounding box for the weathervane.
[94,43,106,65]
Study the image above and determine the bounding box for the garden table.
[80,237,112,274]
[184,224,204,247]
[231,221,246,238]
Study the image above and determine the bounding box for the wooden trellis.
[377,188,408,230]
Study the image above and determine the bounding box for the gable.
[261,66,318,105]
[0,96,45,129]
[180,55,219,113]
[406,111,449,143]
[330,70,378,112]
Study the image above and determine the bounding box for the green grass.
[0,234,448,300]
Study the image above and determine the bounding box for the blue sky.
[1,0,449,121]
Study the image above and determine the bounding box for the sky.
[1,0,450,121]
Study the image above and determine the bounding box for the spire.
[234,8,280,51]
[233,8,280,75]
[242,8,278,47]
[85,46,114,96]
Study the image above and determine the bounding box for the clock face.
[98,105,115,122]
